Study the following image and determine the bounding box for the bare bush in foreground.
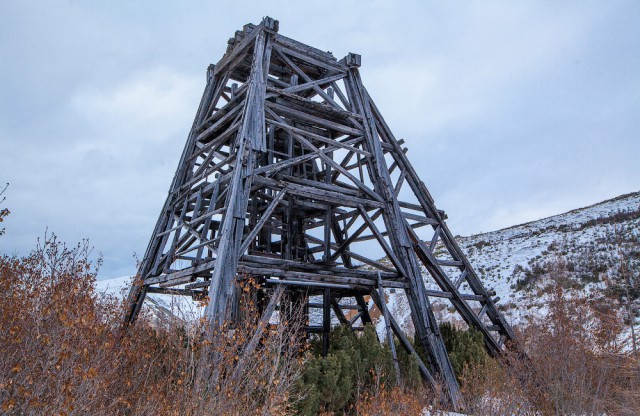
[460,281,640,415]
[0,235,305,415]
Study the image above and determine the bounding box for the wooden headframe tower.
[125,17,515,408]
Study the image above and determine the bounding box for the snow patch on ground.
[95,275,204,322]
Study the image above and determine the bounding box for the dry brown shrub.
[458,282,640,416]
[0,234,305,415]
[520,285,640,415]
[459,356,533,416]
[354,385,437,416]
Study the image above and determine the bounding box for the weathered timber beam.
[252,175,384,209]
[231,285,283,384]
[246,264,390,292]
[352,221,429,243]
[214,23,262,77]
[197,83,249,132]
[253,134,364,178]
[358,205,408,278]
[175,235,218,258]
[278,174,362,198]
[424,290,485,301]
[330,81,351,111]
[196,100,245,143]
[281,73,346,94]
[155,209,220,238]
[377,273,402,385]
[273,33,341,66]
[266,86,360,121]
[370,290,437,387]
[454,270,467,289]
[366,92,513,345]
[205,25,274,324]
[308,302,360,310]
[332,145,357,183]
[241,267,396,290]
[273,41,345,73]
[282,123,382,202]
[268,119,368,156]
[239,188,287,254]
[402,211,438,225]
[190,119,241,164]
[265,278,352,290]
[406,225,503,355]
[146,287,205,297]
[329,207,383,262]
[265,101,361,136]
[272,47,362,130]
[436,259,464,267]
[330,298,351,326]
[182,154,236,195]
[347,68,463,409]
[239,254,399,280]
[303,233,396,273]
[143,258,217,286]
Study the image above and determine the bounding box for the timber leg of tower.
[204,26,275,325]
[343,64,463,406]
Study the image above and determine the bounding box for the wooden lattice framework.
[124,17,516,408]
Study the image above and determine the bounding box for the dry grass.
[0,234,304,415]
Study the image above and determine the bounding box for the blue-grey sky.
[1,1,639,279]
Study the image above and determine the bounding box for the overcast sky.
[1,1,639,279]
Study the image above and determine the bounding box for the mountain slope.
[456,191,640,325]
[376,191,640,341]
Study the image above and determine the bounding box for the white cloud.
[366,1,596,138]
[71,67,201,148]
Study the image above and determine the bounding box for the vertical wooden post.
[322,287,331,356]
[377,272,402,386]
[125,61,220,325]
[345,62,463,409]
[205,23,276,326]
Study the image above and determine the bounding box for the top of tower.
[219,16,361,74]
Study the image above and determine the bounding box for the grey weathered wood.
[231,285,283,384]
[370,289,437,387]
[358,205,408,277]
[205,22,275,325]
[281,73,346,94]
[124,56,222,324]
[346,67,462,408]
[377,272,402,386]
[125,18,518,410]
[239,188,287,254]
[322,288,331,356]
[368,94,516,344]
[330,299,351,326]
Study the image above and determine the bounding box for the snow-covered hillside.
[455,191,639,325]
[383,190,638,339]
